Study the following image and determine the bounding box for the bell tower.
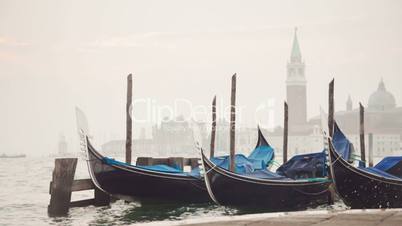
[286,28,307,131]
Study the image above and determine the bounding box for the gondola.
[85,128,275,204]
[201,135,331,210]
[328,122,402,209]
[86,138,209,203]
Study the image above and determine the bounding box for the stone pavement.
[137,209,402,226]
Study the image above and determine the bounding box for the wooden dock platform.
[137,209,402,226]
[48,156,201,216]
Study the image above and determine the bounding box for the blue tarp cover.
[374,156,402,172]
[241,169,286,180]
[360,167,401,180]
[211,154,264,174]
[332,123,351,161]
[276,151,327,179]
[103,157,186,174]
[248,145,275,167]
[102,144,275,177]
[211,144,275,174]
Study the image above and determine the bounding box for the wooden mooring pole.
[126,74,133,164]
[210,95,217,158]
[283,102,288,164]
[48,158,110,217]
[369,133,374,167]
[48,158,77,216]
[359,103,366,164]
[229,74,237,172]
[328,79,335,137]
[327,79,335,205]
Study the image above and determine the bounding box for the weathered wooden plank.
[369,133,374,167]
[327,79,335,205]
[137,157,199,169]
[210,95,217,158]
[328,79,335,137]
[168,157,184,170]
[94,187,110,206]
[359,103,366,163]
[229,74,237,172]
[182,158,200,169]
[189,158,200,170]
[150,158,169,165]
[48,158,78,216]
[136,157,153,166]
[126,73,133,164]
[49,181,52,195]
[283,101,289,163]
[71,179,94,192]
[70,198,95,208]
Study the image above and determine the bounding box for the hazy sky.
[1,0,401,155]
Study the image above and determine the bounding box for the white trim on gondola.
[200,149,220,204]
[85,137,109,193]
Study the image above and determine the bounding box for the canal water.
[0,156,347,226]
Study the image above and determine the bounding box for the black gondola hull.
[202,152,331,210]
[329,144,402,209]
[86,141,210,203]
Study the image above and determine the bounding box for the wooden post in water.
[210,95,217,158]
[327,79,335,205]
[94,187,111,206]
[369,133,374,167]
[48,158,77,216]
[229,74,237,172]
[283,102,288,164]
[328,79,335,137]
[168,157,184,170]
[126,74,133,164]
[359,103,366,164]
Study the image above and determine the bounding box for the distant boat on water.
[0,154,26,158]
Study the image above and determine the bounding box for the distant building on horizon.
[101,116,209,158]
[284,28,401,157]
[101,28,401,161]
[286,27,309,135]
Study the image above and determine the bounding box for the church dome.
[368,79,396,111]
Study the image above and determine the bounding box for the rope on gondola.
[331,155,342,165]
[204,164,220,175]
[268,160,281,168]
[292,187,332,196]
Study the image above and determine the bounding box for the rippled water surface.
[0,156,347,225]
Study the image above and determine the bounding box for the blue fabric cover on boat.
[360,167,401,180]
[374,157,402,172]
[102,157,185,174]
[211,154,263,174]
[276,151,327,179]
[248,145,275,167]
[358,160,366,168]
[332,123,352,161]
[102,142,275,176]
[139,164,184,173]
[241,169,286,180]
[374,156,402,178]
[211,144,275,173]
[188,167,202,178]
